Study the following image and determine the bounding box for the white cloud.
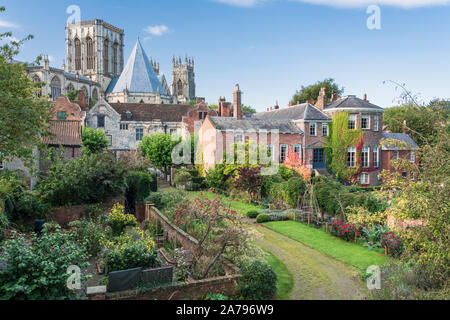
[212,0,266,7]
[0,19,20,29]
[291,0,450,8]
[144,25,170,37]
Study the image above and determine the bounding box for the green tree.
[81,127,109,154]
[139,133,181,183]
[0,7,53,165]
[384,103,449,147]
[242,105,256,114]
[379,127,449,289]
[291,78,344,105]
[66,90,79,102]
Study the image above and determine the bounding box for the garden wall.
[144,203,199,253]
[50,197,125,227]
[106,273,240,300]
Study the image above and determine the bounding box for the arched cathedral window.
[113,42,119,75]
[177,79,183,96]
[66,83,75,92]
[92,88,98,101]
[104,39,110,73]
[50,76,62,101]
[86,37,94,70]
[74,38,81,71]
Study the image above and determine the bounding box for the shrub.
[205,165,229,192]
[256,213,271,223]
[37,152,127,206]
[174,171,191,187]
[125,171,157,212]
[69,219,105,257]
[106,203,137,237]
[234,166,263,199]
[145,192,163,208]
[381,231,403,256]
[246,210,259,219]
[269,177,306,209]
[237,261,277,300]
[0,230,89,300]
[103,228,160,272]
[329,218,360,242]
[261,174,283,199]
[6,189,48,221]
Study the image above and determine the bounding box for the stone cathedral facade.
[27,19,197,106]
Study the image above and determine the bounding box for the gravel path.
[254,225,368,300]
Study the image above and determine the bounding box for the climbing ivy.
[325,111,364,181]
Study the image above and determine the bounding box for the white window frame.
[322,123,328,137]
[235,133,244,143]
[373,115,379,132]
[120,123,129,131]
[360,173,370,185]
[361,115,370,130]
[393,150,399,160]
[280,144,288,163]
[410,151,415,163]
[347,147,356,168]
[362,147,370,168]
[309,123,317,137]
[373,147,379,168]
[348,114,356,130]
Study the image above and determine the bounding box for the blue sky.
[1,0,449,111]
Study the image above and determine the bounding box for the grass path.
[259,247,294,300]
[254,225,369,300]
[264,221,387,272]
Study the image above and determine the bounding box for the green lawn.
[262,248,294,300]
[189,191,262,216]
[263,221,387,272]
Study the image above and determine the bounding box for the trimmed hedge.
[246,210,260,219]
[256,213,271,223]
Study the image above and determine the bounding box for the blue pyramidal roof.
[112,39,166,95]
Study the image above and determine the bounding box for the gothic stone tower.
[172,56,195,104]
[66,19,124,93]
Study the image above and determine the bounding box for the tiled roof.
[382,133,419,150]
[43,121,82,146]
[111,40,166,95]
[208,117,304,134]
[254,103,331,121]
[109,103,195,122]
[325,95,384,111]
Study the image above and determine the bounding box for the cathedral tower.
[65,19,124,92]
[171,56,196,104]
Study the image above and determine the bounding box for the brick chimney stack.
[288,102,293,107]
[402,120,408,134]
[363,94,367,101]
[315,87,327,111]
[233,84,242,119]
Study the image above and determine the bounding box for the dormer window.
[126,111,132,120]
[57,111,67,120]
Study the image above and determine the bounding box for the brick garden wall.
[50,197,125,227]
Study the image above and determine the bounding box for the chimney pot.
[364,94,367,101]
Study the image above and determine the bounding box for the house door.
[313,148,326,169]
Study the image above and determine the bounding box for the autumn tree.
[0,6,53,165]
